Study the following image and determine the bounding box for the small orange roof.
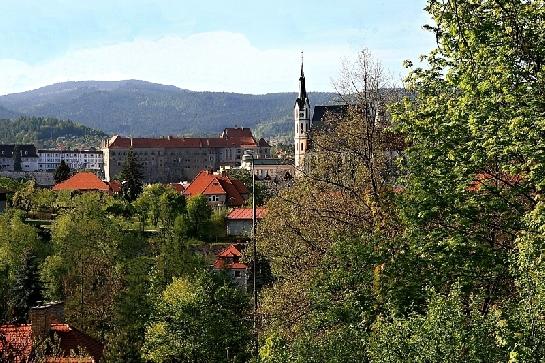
[227,208,267,220]
[184,170,248,206]
[218,244,243,258]
[213,259,248,270]
[52,172,109,192]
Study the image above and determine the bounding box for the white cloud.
[0,32,408,95]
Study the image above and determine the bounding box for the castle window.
[301,143,304,151]
[300,123,303,133]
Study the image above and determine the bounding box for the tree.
[54,160,71,184]
[41,192,123,339]
[9,252,43,323]
[257,49,401,360]
[119,148,144,202]
[186,195,212,239]
[388,0,545,359]
[142,273,252,362]
[12,145,21,172]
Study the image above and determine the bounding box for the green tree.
[142,273,252,363]
[119,148,144,202]
[12,145,21,172]
[41,192,122,339]
[9,252,43,323]
[54,160,71,184]
[186,194,212,239]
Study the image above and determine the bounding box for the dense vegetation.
[0,80,336,140]
[0,179,249,362]
[256,0,545,361]
[0,116,108,149]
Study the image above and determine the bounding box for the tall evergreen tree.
[119,149,144,202]
[10,252,43,323]
[12,145,21,172]
[54,160,71,184]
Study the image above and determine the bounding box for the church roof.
[311,105,349,125]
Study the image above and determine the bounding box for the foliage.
[185,194,212,239]
[41,192,123,339]
[12,144,22,172]
[0,116,107,149]
[0,209,45,323]
[54,160,71,184]
[142,272,252,363]
[119,149,144,202]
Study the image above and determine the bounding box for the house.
[52,171,117,193]
[184,170,249,206]
[226,208,267,236]
[0,144,39,172]
[213,244,248,289]
[0,302,103,362]
[102,127,272,183]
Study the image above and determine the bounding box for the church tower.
[294,54,311,172]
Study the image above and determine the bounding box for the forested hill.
[0,80,337,142]
[0,116,108,149]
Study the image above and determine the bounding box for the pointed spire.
[300,51,304,77]
[298,51,307,101]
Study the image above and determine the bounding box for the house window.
[234,271,241,278]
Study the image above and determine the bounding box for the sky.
[0,0,435,95]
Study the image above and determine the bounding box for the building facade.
[102,127,271,183]
[37,149,103,173]
[240,157,294,181]
[0,145,39,172]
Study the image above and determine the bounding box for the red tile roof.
[213,260,248,270]
[227,208,268,220]
[107,127,262,149]
[213,244,248,270]
[52,172,110,192]
[184,170,248,206]
[0,323,102,362]
[218,244,243,258]
[168,183,185,193]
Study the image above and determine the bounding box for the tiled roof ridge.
[203,175,227,195]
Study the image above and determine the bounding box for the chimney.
[30,302,65,339]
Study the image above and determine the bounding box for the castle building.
[294,59,311,172]
[102,127,271,183]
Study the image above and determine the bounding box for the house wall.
[226,219,253,236]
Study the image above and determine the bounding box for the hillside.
[0,80,337,141]
[0,116,108,149]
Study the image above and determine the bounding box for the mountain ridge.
[0,80,338,142]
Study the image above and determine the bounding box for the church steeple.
[296,52,308,108]
[294,52,311,173]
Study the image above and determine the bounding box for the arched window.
[300,123,303,133]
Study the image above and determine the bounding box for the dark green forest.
[0,116,108,148]
[0,81,336,141]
